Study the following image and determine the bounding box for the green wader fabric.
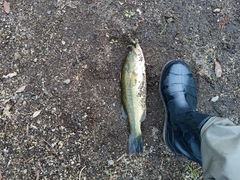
[201,117,240,180]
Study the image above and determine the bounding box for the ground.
[0,0,239,179]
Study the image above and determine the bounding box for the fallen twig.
[160,23,168,36]
[26,124,29,136]
[116,153,126,163]
[79,165,86,180]
[36,170,40,180]
[0,170,2,180]
[221,15,228,29]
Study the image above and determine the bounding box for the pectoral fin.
[140,110,146,122]
[120,105,128,121]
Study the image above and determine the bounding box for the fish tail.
[128,134,143,154]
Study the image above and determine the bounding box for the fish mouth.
[130,38,138,46]
[127,38,139,49]
[127,38,142,57]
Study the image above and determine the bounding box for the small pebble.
[3,148,9,153]
[23,101,27,106]
[211,96,219,102]
[166,17,174,23]
[213,8,221,13]
[136,8,142,15]
[61,40,66,45]
[14,52,21,60]
[1,90,5,95]
[108,160,114,166]
[23,169,27,174]
[63,79,71,84]
[47,10,52,15]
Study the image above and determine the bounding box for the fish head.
[124,40,145,72]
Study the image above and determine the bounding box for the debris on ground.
[211,96,219,102]
[3,0,10,14]
[214,60,222,78]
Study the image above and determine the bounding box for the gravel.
[0,0,239,179]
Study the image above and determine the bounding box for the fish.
[121,39,146,154]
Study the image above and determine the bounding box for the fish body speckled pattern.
[121,40,146,154]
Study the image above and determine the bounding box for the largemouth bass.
[121,39,146,154]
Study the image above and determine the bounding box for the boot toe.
[160,60,197,114]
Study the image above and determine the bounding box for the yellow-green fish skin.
[121,41,146,154]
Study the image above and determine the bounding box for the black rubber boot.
[159,60,212,165]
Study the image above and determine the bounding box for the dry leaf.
[215,61,222,78]
[16,85,27,93]
[32,110,42,118]
[2,72,17,78]
[198,69,204,75]
[3,0,10,14]
[3,104,11,119]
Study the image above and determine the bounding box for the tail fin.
[128,134,143,154]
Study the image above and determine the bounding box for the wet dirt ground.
[0,0,240,179]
